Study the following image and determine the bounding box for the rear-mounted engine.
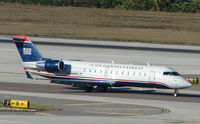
[36,59,64,72]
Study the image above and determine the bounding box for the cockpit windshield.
[163,72,180,76]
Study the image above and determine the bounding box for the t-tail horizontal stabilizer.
[0,35,26,41]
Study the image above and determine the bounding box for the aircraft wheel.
[85,85,93,92]
[98,86,108,92]
[174,89,179,97]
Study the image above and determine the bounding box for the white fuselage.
[24,60,192,89]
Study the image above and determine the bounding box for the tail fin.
[13,35,43,62]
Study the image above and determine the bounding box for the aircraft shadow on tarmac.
[61,86,200,98]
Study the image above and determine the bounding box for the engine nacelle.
[36,59,64,72]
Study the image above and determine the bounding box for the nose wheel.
[174,89,179,97]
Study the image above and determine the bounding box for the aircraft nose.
[186,81,192,87]
[183,79,192,88]
[174,77,192,89]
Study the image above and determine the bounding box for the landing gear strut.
[97,85,108,92]
[85,84,93,92]
[174,89,179,97]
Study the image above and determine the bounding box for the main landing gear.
[97,85,108,92]
[84,85,109,92]
[85,84,94,92]
[174,89,179,97]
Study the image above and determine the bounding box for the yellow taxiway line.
[64,102,114,106]
[94,108,161,111]
[180,122,200,124]
[36,112,56,117]
[84,111,142,116]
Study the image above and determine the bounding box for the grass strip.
[0,3,200,45]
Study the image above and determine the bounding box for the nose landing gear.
[174,89,179,97]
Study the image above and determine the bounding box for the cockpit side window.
[163,72,180,76]
[172,72,180,76]
[163,72,171,75]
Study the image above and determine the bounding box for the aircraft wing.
[49,78,116,85]
[31,75,115,85]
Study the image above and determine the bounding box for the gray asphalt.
[1,42,200,74]
[1,38,200,53]
[0,94,165,117]
[2,36,200,51]
[0,82,200,103]
[0,90,200,124]
[1,39,200,124]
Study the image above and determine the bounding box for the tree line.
[1,0,200,13]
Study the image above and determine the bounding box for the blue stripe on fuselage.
[114,81,169,89]
[38,74,170,89]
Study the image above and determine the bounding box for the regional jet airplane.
[9,35,192,97]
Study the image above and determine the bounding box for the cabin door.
[149,71,155,82]
[104,66,109,77]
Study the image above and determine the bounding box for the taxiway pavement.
[1,42,200,74]
[0,90,199,124]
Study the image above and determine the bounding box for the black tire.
[85,86,93,92]
[99,86,108,92]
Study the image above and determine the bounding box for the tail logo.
[23,48,32,55]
